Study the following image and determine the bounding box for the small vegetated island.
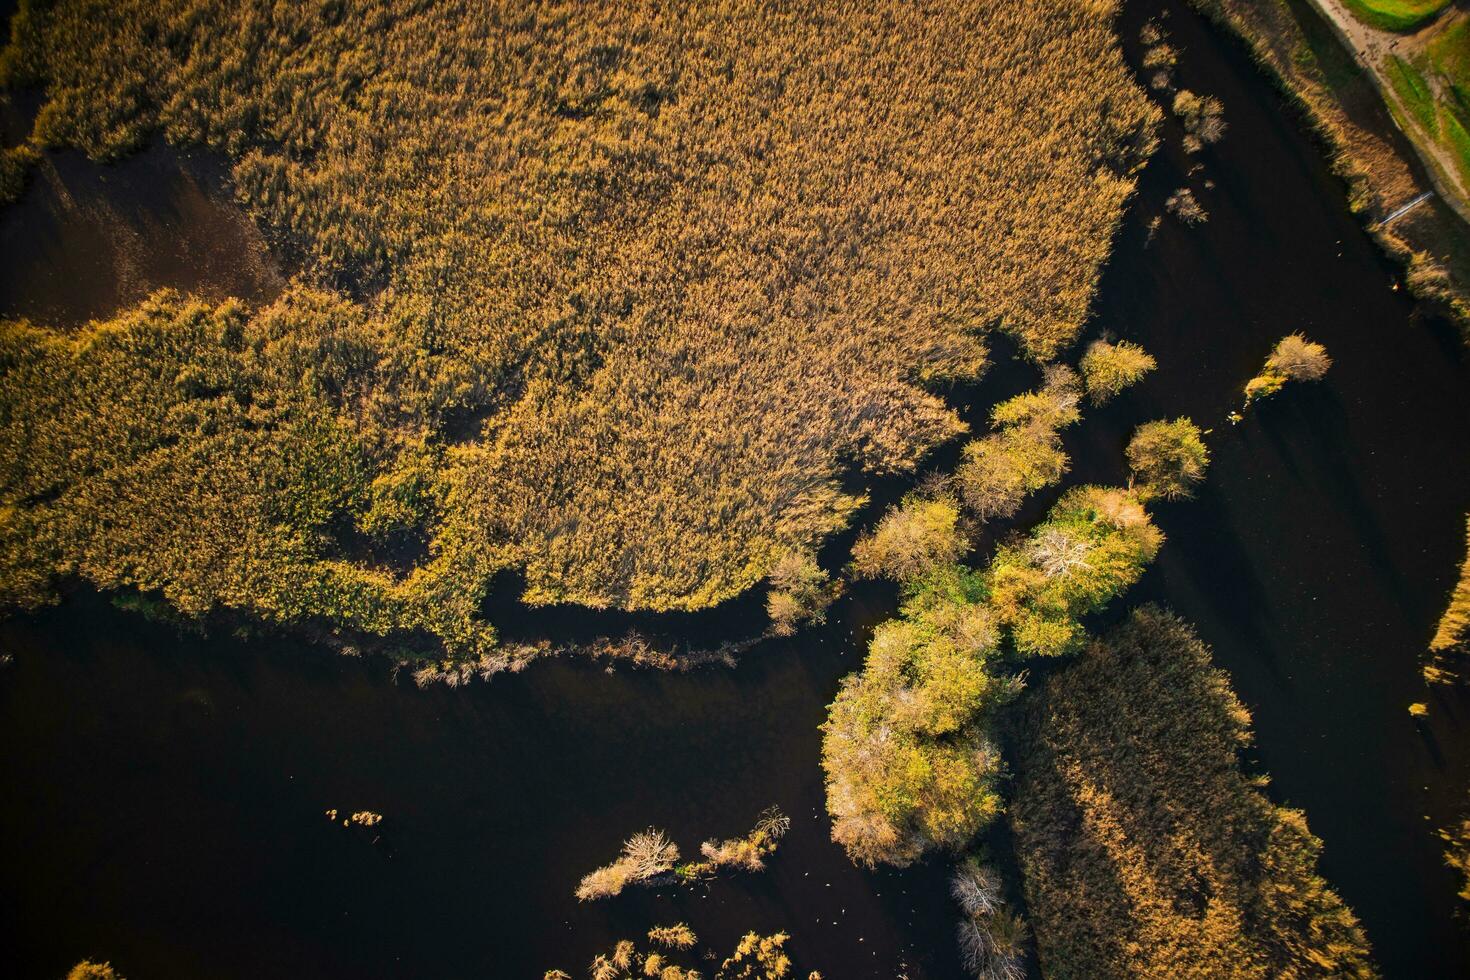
[0,0,1157,660]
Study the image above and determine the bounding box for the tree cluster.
[1173,89,1228,153]
[1126,418,1210,502]
[822,482,1165,867]
[955,367,1081,522]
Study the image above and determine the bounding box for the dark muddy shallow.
[3,0,1470,976]
[0,141,281,327]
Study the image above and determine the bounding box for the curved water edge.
[4,0,1470,977]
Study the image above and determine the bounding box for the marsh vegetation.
[1011,607,1375,978]
[0,0,1158,655]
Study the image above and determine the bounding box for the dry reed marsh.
[0,0,1158,653]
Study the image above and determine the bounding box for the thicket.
[0,0,1159,636]
[565,929,819,980]
[1011,607,1375,979]
[951,859,1029,980]
[1126,418,1210,501]
[1174,89,1229,153]
[1245,333,1332,403]
[1166,187,1209,224]
[764,552,837,637]
[575,808,789,900]
[850,495,967,581]
[822,483,1166,866]
[954,367,1082,521]
[1079,339,1156,404]
[822,364,1186,868]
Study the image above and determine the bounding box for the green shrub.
[1126,418,1209,501]
[1079,338,1155,404]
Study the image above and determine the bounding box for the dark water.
[5,0,1470,976]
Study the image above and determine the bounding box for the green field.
[1343,0,1452,33]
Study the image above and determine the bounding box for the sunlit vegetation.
[577,828,681,901]
[1244,333,1332,403]
[1358,16,1470,198]
[824,362,1177,867]
[1414,16,1470,186]
[822,481,1165,866]
[0,0,1160,645]
[65,964,122,980]
[954,367,1081,521]
[764,552,836,637]
[718,933,807,980]
[1174,89,1228,152]
[322,807,383,827]
[1141,19,1179,92]
[576,809,788,900]
[1342,0,1452,33]
[850,494,967,582]
[1165,187,1209,224]
[1126,419,1210,501]
[1427,515,1470,682]
[648,925,698,950]
[1439,797,1470,902]
[0,291,506,660]
[951,859,1029,980]
[1429,18,1470,106]
[990,486,1165,658]
[1079,339,1156,405]
[569,930,819,980]
[1012,607,1375,979]
[695,807,791,873]
[822,571,1016,866]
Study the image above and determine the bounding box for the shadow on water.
[4,0,1470,976]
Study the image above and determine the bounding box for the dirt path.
[1305,0,1470,220]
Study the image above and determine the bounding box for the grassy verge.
[1442,106,1470,186]
[1429,18,1470,106]
[1386,54,1440,133]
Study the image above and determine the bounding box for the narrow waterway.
[3,0,1470,976]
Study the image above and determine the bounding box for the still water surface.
[4,0,1470,975]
